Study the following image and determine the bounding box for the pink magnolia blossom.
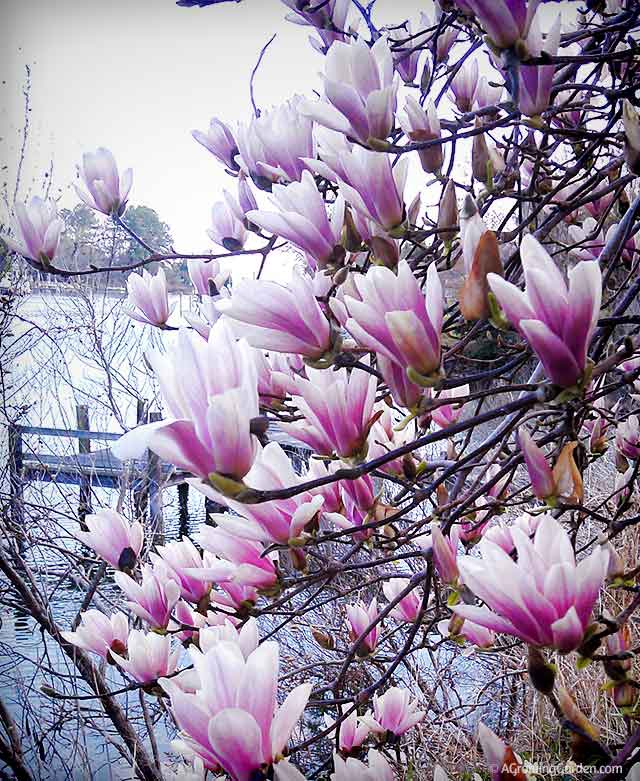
[450,58,479,113]
[192,117,239,171]
[115,564,181,630]
[184,296,224,340]
[438,616,495,648]
[616,415,640,460]
[75,508,143,571]
[111,630,180,684]
[301,37,399,146]
[399,96,443,174]
[246,170,346,270]
[473,75,504,110]
[324,707,371,754]
[4,197,63,265]
[383,578,422,623]
[341,261,443,382]
[346,598,379,654]
[454,513,610,651]
[197,525,279,589]
[207,192,247,251]
[281,364,378,459]
[378,354,424,410]
[518,428,555,500]
[477,722,525,781]
[584,190,615,220]
[363,686,425,737]
[198,618,259,659]
[484,513,541,553]
[220,269,332,359]
[236,97,314,188]
[126,268,173,327]
[421,6,458,63]
[331,750,395,781]
[151,538,216,605]
[423,523,461,587]
[252,350,300,408]
[160,640,312,778]
[193,442,325,546]
[334,146,408,232]
[75,147,132,216]
[112,320,259,483]
[307,459,343,514]
[281,0,354,55]
[488,234,602,387]
[456,0,540,50]
[62,610,129,659]
[430,384,470,429]
[568,218,606,262]
[519,16,562,117]
[367,407,414,476]
[388,20,424,83]
[187,258,230,298]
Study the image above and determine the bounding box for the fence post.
[177,482,190,536]
[147,411,163,544]
[76,404,92,527]
[8,425,24,527]
[132,400,148,522]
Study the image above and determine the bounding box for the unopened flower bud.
[311,627,335,650]
[623,99,640,175]
[437,179,458,239]
[527,645,556,694]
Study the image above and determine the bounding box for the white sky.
[1,0,422,252]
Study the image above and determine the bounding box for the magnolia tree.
[3,0,640,779]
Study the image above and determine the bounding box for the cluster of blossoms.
[5,0,640,778]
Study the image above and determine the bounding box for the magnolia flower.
[281,0,354,54]
[301,37,399,146]
[184,296,224,340]
[488,234,602,387]
[453,513,609,652]
[151,538,216,605]
[333,146,408,233]
[459,196,504,320]
[568,218,606,262]
[584,190,615,220]
[198,618,259,659]
[378,354,425,411]
[484,513,541,554]
[307,459,343,514]
[197,525,279,589]
[194,442,325,546]
[160,640,312,778]
[111,630,179,684]
[473,75,504,111]
[331,751,395,781]
[62,610,129,659]
[450,58,479,113]
[519,16,561,117]
[281,364,378,459]
[75,508,143,571]
[457,0,540,50]
[617,415,640,460]
[126,268,173,327]
[437,179,459,239]
[383,578,422,623]
[112,320,260,483]
[367,408,415,477]
[187,258,230,298]
[191,117,239,171]
[253,350,300,408]
[430,385,470,429]
[246,171,345,270]
[3,197,63,265]
[388,20,424,83]
[236,96,314,188]
[623,99,640,175]
[346,599,379,654]
[340,261,443,383]
[363,687,425,737]
[477,722,526,781]
[323,707,370,754]
[421,5,458,63]
[75,148,132,216]
[518,428,556,500]
[472,125,505,184]
[428,523,461,586]
[207,192,247,251]
[220,269,332,359]
[399,96,443,174]
[438,615,495,648]
[115,564,181,630]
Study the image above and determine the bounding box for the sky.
[0,0,421,252]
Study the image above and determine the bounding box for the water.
[1,284,515,779]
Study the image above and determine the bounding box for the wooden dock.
[7,406,309,529]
